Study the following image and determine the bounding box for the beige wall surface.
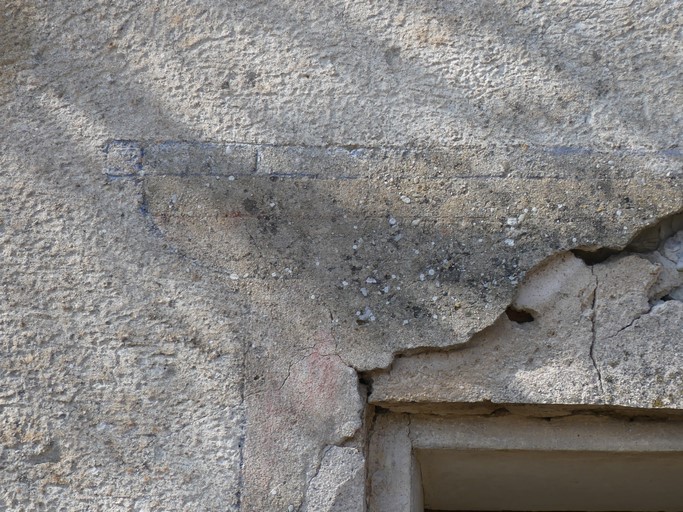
[1,1,681,510]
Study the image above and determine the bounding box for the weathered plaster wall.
[1,1,681,511]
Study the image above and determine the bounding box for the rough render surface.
[1,1,682,510]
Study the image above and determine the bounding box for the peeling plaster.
[369,217,683,413]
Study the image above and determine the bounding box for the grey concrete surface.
[1,1,682,510]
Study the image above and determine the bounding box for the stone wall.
[1,1,681,510]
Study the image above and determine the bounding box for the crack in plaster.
[243,346,318,400]
[588,267,604,394]
[279,347,349,392]
[603,299,662,342]
[300,444,331,512]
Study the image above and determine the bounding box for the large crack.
[588,267,604,395]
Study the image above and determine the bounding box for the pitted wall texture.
[1,1,681,511]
